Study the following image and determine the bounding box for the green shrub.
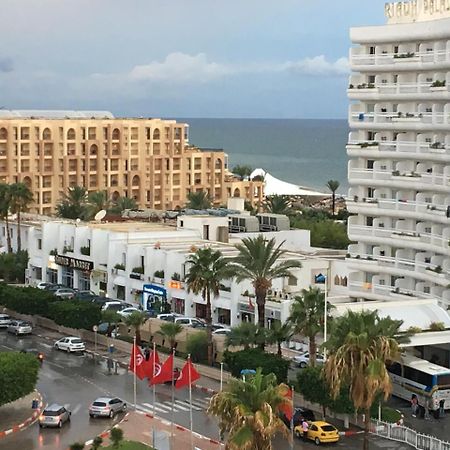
[223,348,289,383]
[429,321,446,331]
[407,326,422,334]
[0,284,55,316]
[186,331,208,363]
[0,352,40,406]
[131,266,144,274]
[110,427,124,449]
[114,263,125,270]
[48,300,102,330]
[154,270,165,278]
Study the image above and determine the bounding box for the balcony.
[348,82,449,98]
[348,281,436,302]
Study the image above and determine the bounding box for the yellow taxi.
[294,421,340,445]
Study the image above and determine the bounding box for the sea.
[180,118,349,193]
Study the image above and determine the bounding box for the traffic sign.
[93,325,98,332]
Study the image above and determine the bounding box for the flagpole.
[152,341,156,447]
[133,336,137,411]
[188,354,194,450]
[323,269,328,362]
[171,348,175,443]
[220,362,223,391]
[290,385,295,450]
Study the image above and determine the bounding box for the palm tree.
[123,311,148,346]
[9,182,33,251]
[0,183,12,252]
[288,286,333,367]
[232,165,253,180]
[323,310,406,450]
[87,191,110,218]
[101,310,121,337]
[226,322,267,350]
[265,196,291,215]
[109,196,137,214]
[266,322,293,357]
[230,235,302,329]
[326,180,340,216]
[158,322,183,350]
[208,368,291,450]
[186,191,211,210]
[185,247,232,365]
[56,186,88,219]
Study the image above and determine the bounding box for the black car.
[281,406,316,429]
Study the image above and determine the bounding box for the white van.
[174,317,206,328]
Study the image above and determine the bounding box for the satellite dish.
[94,210,107,222]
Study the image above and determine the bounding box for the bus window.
[387,362,402,375]
[404,366,433,388]
[437,374,450,387]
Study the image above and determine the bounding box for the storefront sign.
[239,302,255,314]
[168,280,182,289]
[54,255,93,272]
[385,0,450,22]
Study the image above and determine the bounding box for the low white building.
[1,213,349,327]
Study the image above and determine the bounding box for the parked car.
[211,323,229,331]
[45,284,65,292]
[36,282,53,290]
[174,317,206,328]
[0,314,11,328]
[212,328,231,335]
[54,337,86,353]
[39,404,71,428]
[73,290,96,301]
[294,421,340,445]
[293,352,325,368]
[156,313,183,322]
[53,288,76,299]
[117,307,141,318]
[101,301,129,312]
[89,397,127,418]
[281,406,316,429]
[7,320,32,335]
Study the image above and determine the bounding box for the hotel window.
[37,239,42,250]
[62,267,74,288]
[78,272,90,291]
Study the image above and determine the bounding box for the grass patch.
[371,406,401,423]
[102,441,155,450]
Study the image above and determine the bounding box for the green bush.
[48,300,102,330]
[0,251,29,283]
[429,322,446,331]
[110,427,124,449]
[0,352,40,406]
[223,348,289,383]
[186,331,208,363]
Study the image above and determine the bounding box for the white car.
[7,320,33,335]
[54,337,86,353]
[36,282,53,290]
[0,314,11,328]
[117,307,140,318]
[212,328,231,335]
[174,317,206,328]
[293,352,325,368]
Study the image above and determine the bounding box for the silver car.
[7,320,32,335]
[53,288,76,299]
[0,314,11,328]
[54,337,86,353]
[39,404,71,428]
[89,397,127,418]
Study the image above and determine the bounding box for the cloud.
[280,55,349,76]
[0,58,13,73]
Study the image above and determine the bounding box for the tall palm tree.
[185,247,232,365]
[288,286,333,367]
[265,196,291,215]
[326,180,340,216]
[87,191,110,218]
[9,182,33,251]
[266,321,293,357]
[226,322,267,350]
[158,322,183,350]
[186,191,211,210]
[230,235,301,329]
[0,183,12,252]
[232,165,253,180]
[324,310,406,450]
[208,368,290,450]
[109,196,137,214]
[123,311,148,346]
[56,186,88,219]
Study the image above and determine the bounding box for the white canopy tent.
[250,168,329,197]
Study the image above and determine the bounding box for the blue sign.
[142,284,168,313]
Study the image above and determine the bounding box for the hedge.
[0,284,102,330]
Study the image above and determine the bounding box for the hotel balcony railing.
[348,281,436,301]
[350,49,450,66]
[348,224,449,250]
[348,82,448,95]
[350,112,450,125]
[347,140,449,157]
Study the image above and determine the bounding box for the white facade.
[347,1,450,308]
[1,215,349,327]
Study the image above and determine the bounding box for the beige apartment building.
[0,110,263,215]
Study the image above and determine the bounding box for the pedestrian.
[396,413,404,426]
[302,418,309,440]
[439,399,445,418]
[411,394,418,417]
[424,397,431,420]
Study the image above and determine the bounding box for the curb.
[339,430,365,436]
[81,412,130,448]
[0,391,44,440]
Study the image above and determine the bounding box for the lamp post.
[323,270,328,361]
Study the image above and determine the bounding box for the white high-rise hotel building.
[347,0,450,308]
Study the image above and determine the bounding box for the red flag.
[129,344,146,380]
[149,353,174,385]
[175,358,200,389]
[279,386,293,422]
[144,349,161,380]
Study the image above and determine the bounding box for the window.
[37,239,42,250]
[367,160,374,169]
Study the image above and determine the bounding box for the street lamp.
[323,269,329,361]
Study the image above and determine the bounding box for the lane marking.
[140,403,168,414]
[72,404,82,415]
[171,401,191,412]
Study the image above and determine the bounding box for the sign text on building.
[385,0,450,20]
[55,255,94,271]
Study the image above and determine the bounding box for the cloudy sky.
[0,0,388,118]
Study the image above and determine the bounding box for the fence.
[372,419,450,450]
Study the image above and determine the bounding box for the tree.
[208,368,290,450]
[186,190,211,210]
[288,286,333,367]
[69,443,85,450]
[56,186,88,219]
[226,323,267,350]
[91,437,103,450]
[158,322,183,350]
[0,183,12,252]
[265,196,291,215]
[101,309,121,337]
[326,180,340,216]
[109,427,124,449]
[185,247,232,365]
[123,311,148,346]
[232,165,253,180]
[109,196,137,214]
[186,331,208,363]
[0,250,28,283]
[324,310,406,450]
[0,352,40,406]
[266,322,293,357]
[87,191,110,218]
[230,235,301,329]
[9,182,33,251]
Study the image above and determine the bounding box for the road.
[0,329,413,450]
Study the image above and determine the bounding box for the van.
[174,317,206,328]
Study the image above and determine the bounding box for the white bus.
[387,354,450,411]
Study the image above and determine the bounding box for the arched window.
[67,128,76,140]
[112,128,120,140]
[42,128,52,140]
[112,191,120,201]
[0,128,7,140]
[132,175,140,186]
[90,144,98,155]
[215,158,222,169]
[153,128,160,140]
[334,275,340,285]
[23,176,32,188]
[233,188,240,198]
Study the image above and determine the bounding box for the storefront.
[195,303,206,319]
[172,297,185,315]
[216,307,231,325]
[62,267,74,288]
[54,255,93,289]
[78,271,90,290]
[239,302,255,323]
[142,284,168,314]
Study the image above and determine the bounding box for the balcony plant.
[114,263,125,270]
[429,322,446,331]
[62,245,73,254]
[131,266,144,274]
[80,246,90,256]
[171,272,181,281]
[154,269,165,279]
[393,51,415,59]
[431,80,446,88]
[392,170,400,176]
[49,248,58,256]
[430,142,445,149]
